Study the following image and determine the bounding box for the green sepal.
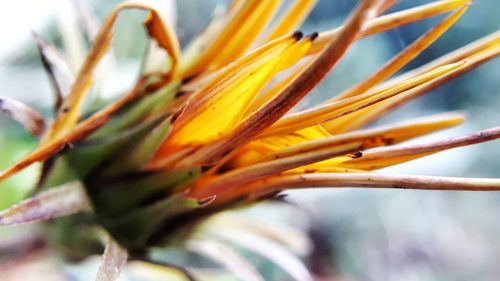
[101,116,171,177]
[101,194,209,250]
[91,168,200,217]
[45,213,103,261]
[91,82,179,139]
[65,115,167,178]
[39,156,80,190]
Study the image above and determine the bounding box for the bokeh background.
[0,0,499,280]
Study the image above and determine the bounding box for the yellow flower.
[0,0,499,280]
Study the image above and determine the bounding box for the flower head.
[0,0,499,280]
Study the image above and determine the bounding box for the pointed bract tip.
[292,31,304,41]
[198,195,217,207]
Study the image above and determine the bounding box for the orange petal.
[341,126,500,170]
[189,142,362,199]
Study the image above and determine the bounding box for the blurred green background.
[0,0,499,280]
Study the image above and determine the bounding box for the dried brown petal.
[0,96,46,137]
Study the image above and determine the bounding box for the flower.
[0,0,499,280]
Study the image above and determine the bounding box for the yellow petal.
[267,112,465,161]
[331,5,467,102]
[385,30,500,86]
[323,40,500,133]
[181,0,282,77]
[264,0,319,43]
[170,56,285,144]
[209,0,283,68]
[174,0,379,168]
[228,125,330,167]
[156,35,305,153]
[309,0,471,54]
[262,62,464,137]
[280,112,466,173]
[245,42,315,116]
[185,34,303,105]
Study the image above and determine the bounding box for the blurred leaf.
[66,115,168,177]
[103,194,208,249]
[92,169,199,217]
